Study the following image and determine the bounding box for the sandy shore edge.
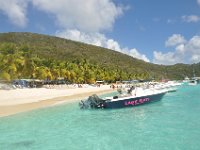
[0,87,114,118]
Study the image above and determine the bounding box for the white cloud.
[56,29,108,48]
[129,48,150,62]
[0,0,28,27]
[191,54,200,62]
[182,15,200,23]
[153,51,181,65]
[165,34,186,47]
[153,34,200,65]
[185,36,200,63]
[0,0,124,32]
[197,0,200,6]
[175,44,185,54]
[32,0,124,32]
[185,36,200,53]
[56,29,150,62]
[106,39,121,51]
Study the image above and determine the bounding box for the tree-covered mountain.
[0,32,199,83]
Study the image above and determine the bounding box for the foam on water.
[0,85,200,150]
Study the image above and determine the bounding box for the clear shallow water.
[0,85,200,150]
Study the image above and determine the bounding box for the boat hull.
[104,92,166,109]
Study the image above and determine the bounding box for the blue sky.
[0,0,200,65]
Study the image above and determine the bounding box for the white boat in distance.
[188,80,198,86]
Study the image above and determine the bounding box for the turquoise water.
[0,85,200,150]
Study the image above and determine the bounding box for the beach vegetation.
[0,32,199,82]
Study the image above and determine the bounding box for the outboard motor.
[79,94,105,109]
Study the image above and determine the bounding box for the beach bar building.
[13,79,43,88]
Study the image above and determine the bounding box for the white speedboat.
[79,86,167,109]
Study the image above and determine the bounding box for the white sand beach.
[0,85,114,117]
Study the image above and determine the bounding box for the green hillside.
[0,32,198,83]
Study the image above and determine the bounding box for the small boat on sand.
[79,86,167,109]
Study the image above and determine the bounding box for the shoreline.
[0,86,115,118]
